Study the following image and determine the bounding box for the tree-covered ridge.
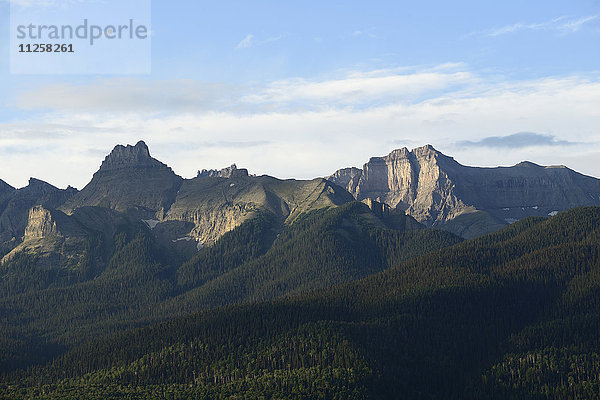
[0,201,458,379]
[167,202,460,313]
[1,207,599,399]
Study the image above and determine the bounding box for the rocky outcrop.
[2,205,89,265]
[60,141,183,219]
[329,145,600,237]
[198,164,249,178]
[23,206,87,240]
[24,206,60,239]
[0,179,77,256]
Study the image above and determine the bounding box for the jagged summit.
[370,145,441,162]
[197,164,249,178]
[26,177,55,189]
[98,140,171,173]
[61,140,183,218]
[23,178,78,195]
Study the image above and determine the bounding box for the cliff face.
[60,141,183,218]
[24,206,60,239]
[22,205,90,240]
[165,176,354,246]
[330,145,469,223]
[329,145,600,237]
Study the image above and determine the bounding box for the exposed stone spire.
[99,140,168,172]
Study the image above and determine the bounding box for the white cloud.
[561,15,599,32]
[235,34,254,49]
[234,33,287,50]
[242,69,475,108]
[2,65,600,189]
[16,66,477,113]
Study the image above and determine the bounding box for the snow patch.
[505,218,518,224]
[532,206,539,210]
[142,219,160,229]
[172,237,192,242]
[230,183,235,187]
[502,208,510,211]
[548,211,559,217]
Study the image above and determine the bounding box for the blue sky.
[0,0,599,188]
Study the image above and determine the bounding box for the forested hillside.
[1,207,599,399]
[0,202,458,378]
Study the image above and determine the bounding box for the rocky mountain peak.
[27,177,54,189]
[198,164,249,178]
[61,141,183,218]
[514,161,541,168]
[384,147,411,159]
[21,178,64,196]
[99,140,168,172]
[382,145,443,162]
[412,144,439,158]
[329,145,600,238]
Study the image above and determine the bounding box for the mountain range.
[1,141,599,399]
[1,140,599,263]
[329,144,600,237]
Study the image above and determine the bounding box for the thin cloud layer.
[16,66,476,113]
[236,34,254,49]
[16,79,244,113]
[487,14,599,37]
[457,132,579,148]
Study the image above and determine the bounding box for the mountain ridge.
[328,144,600,237]
[1,141,599,250]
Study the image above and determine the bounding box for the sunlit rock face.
[329,145,600,237]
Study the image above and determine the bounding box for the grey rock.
[0,178,77,256]
[60,140,183,219]
[198,164,249,178]
[329,145,600,237]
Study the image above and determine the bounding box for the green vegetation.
[2,204,600,398]
[0,207,598,398]
[0,202,460,385]
[168,202,460,313]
